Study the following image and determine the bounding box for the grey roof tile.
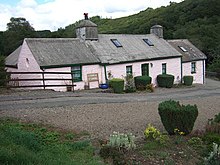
[167,39,207,62]
[25,38,100,67]
[5,46,21,67]
[86,34,182,64]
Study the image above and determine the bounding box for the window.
[111,39,122,47]
[162,63,166,74]
[143,39,154,46]
[178,46,187,52]
[126,65,132,75]
[191,62,196,73]
[71,66,82,82]
[141,64,149,76]
[25,58,29,68]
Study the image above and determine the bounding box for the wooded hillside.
[0,0,219,67]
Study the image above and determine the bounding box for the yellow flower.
[179,132,185,135]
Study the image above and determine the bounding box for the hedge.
[158,100,198,135]
[183,76,193,86]
[134,76,152,90]
[110,78,124,93]
[157,74,174,88]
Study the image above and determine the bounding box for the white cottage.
[5,14,207,91]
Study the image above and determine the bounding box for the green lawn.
[0,119,104,165]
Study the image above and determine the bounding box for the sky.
[0,0,183,31]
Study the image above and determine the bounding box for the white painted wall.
[106,57,182,86]
[182,60,205,84]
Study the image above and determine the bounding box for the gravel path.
[0,78,219,139]
[0,96,219,139]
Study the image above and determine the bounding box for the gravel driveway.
[0,78,220,139]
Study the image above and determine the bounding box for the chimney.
[84,13,88,20]
[76,13,98,41]
[150,25,163,38]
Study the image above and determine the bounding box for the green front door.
[141,64,149,76]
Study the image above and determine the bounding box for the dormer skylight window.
[111,39,122,47]
[178,46,188,52]
[143,39,154,46]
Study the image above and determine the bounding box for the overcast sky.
[0,0,183,31]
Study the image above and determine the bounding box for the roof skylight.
[178,46,188,52]
[111,39,122,47]
[143,39,154,46]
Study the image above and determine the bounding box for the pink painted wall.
[182,60,205,84]
[6,40,103,91]
[7,40,43,89]
[106,57,182,86]
[44,64,103,91]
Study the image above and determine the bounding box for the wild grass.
[0,118,104,165]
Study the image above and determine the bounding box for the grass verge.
[0,118,104,165]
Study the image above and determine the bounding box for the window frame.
[110,39,122,47]
[191,62,196,73]
[71,65,82,82]
[178,46,188,52]
[143,39,154,46]
[141,63,149,76]
[126,65,133,76]
[162,63,167,74]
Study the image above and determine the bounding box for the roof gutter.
[102,55,182,65]
[40,62,101,69]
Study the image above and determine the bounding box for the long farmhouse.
[6,14,207,91]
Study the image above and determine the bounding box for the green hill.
[62,0,220,63]
[1,0,220,67]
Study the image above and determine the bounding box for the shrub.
[0,56,7,87]
[213,113,220,123]
[134,75,152,90]
[204,143,220,165]
[124,75,136,93]
[183,76,193,86]
[146,84,155,92]
[206,113,220,134]
[144,124,161,140]
[107,132,136,150]
[158,100,198,135]
[110,78,124,93]
[157,74,174,88]
[202,133,220,145]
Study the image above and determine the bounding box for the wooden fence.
[0,71,76,91]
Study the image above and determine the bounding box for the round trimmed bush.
[134,76,152,90]
[183,76,193,86]
[157,74,174,88]
[110,78,124,93]
[158,100,198,135]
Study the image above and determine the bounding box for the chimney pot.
[84,13,88,20]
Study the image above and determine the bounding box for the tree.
[6,17,35,31]
[0,55,7,87]
[3,17,35,56]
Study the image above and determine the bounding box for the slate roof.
[5,46,21,67]
[6,38,100,68]
[77,20,97,28]
[86,34,182,64]
[167,39,207,62]
[6,35,206,69]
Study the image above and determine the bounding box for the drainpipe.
[104,65,108,83]
[203,60,205,84]
[180,57,183,83]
